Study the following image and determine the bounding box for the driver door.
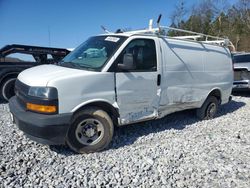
[115,38,161,124]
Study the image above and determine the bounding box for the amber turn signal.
[26,103,57,113]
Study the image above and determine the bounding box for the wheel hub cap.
[84,125,96,137]
[75,118,104,146]
[208,103,216,117]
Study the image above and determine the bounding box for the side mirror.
[117,53,135,70]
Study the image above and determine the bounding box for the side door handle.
[157,74,161,86]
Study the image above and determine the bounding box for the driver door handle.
[157,74,161,86]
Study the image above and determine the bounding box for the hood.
[18,64,92,87]
[234,62,250,71]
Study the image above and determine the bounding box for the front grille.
[234,70,250,81]
[15,79,29,95]
[15,79,30,109]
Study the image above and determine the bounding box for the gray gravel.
[1,95,250,187]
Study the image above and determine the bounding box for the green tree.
[168,0,250,51]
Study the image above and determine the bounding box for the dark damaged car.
[0,44,70,101]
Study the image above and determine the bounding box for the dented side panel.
[115,72,160,124]
[158,38,204,117]
[115,36,161,124]
[158,38,232,118]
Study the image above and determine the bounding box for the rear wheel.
[1,77,16,101]
[67,107,114,153]
[196,96,219,120]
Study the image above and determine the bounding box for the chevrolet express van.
[9,26,233,153]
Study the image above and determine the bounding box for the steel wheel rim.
[75,118,104,145]
[207,103,216,118]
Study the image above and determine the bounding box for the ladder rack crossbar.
[123,26,227,42]
[160,26,226,41]
[172,35,203,40]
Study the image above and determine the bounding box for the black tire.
[0,77,16,101]
[196,96,219,120]
[66,107,114,153]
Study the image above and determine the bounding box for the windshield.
[60,36,127,71]
[233,54,250,63]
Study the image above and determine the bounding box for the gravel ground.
[0,94,250,187]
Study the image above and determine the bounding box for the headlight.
[27,87,58,114]
[28,87,58,99]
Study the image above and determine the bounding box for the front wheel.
[66,107,114,153]
[1,77,16,101]
[196,96,219,120]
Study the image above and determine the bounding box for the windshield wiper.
[59,61,78,68]
[59,61,96,71]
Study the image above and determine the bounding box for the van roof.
[98,25,235,50]
[98,32,232,50]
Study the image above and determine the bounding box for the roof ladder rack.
[119,16,235,51]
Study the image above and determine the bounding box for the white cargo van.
[9,22,233,153]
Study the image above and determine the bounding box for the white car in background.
[233,53,250,90]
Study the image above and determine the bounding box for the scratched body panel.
[158,37,232,118]
[115,36,162,124]
[115,72,159,124]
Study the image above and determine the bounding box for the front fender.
[71,99,119,113]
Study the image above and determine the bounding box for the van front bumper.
[9,96,73,145]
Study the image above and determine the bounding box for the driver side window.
[116,39,157,72]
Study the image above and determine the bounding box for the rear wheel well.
[73,102,119,126]
[208,89,221,104]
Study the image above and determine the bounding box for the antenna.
[101,25,111,33]
[157,14,162,25]
[157,14,162,33]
